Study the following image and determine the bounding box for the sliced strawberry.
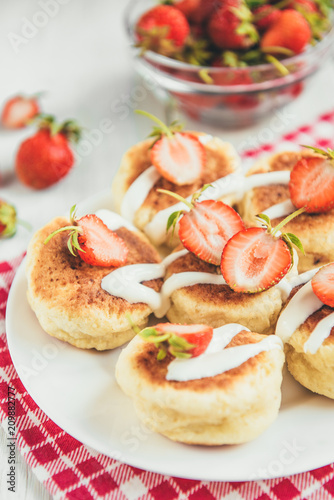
[221,227,293,293]
[289,154,334,213]
[311,263,334,308]
[1,95,39,129]
[44,207,128,268]
[178,200,245,265]
[151,132,206,185]
[77,215,128,267]
[140,322,213,358]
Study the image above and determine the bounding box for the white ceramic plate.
[6,191,334,482]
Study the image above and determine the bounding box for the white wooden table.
[1,1,334,498]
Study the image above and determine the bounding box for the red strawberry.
[311,263,334,308]
[159,187,244,265]
[260,9,311,55]
[44,206,128,268]
[207,0,259,50]
[178,200,244,265]
[136,4,190,55]
[289,147,334,213]
[253,5,281,31]
[0,200,17,238]
[1,95,40,129]
[190,0,223,24]
[15,115,81,189]
[221,211,304,293]
[137,110,206,185]
[140,322,213,358]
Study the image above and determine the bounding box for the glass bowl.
[125,0,334,127]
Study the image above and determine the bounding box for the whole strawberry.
[0,200,17,238]
[207,0,259,50]
[253,5,281,32]
[1,94,40,129]
[15,115,81,189]
[136,4,190,55]
[260,9,311,55]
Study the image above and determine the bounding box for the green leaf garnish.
[138,326,195,360]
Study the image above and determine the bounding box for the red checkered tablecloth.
[2,111,334,500]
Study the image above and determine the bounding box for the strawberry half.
[44,206,128,268]
[160,187,244,265]
[179,200,244,265]
[140,322,213,359]
[289,147,334,213]
[1,94,40,129]
[136,110,206,186]
[0,200,17,238]
[311,263,334,308]
[221,211,304,293]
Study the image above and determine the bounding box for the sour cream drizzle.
[275,267,334,353]
[144,170,291,245]
[166,323,283,381]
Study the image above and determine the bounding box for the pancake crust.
[111,134,239,234]
[283,292,334,399]
[165,248,285,334]
[26,217,162,350]
[115,330,285,445]
[238,151,334,272]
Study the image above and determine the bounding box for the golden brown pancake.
[164,248,289,335]
[111,134,240,244]
[26,216,162,350]
[237,151,334,272]
[115,329,285,445]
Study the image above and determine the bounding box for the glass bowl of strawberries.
[125,0,334,127]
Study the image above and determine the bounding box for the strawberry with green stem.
[15,114,82,190]
[135,4,190,56]
[221,208,305,293]
[44,205,128,267]
[0,200,30,238]
[289,145,334,213]
[311,263,334,308]
[159,186,245,265]
[131,320,213,360]
[136,110,206,185]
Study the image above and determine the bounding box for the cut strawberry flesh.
[311,263,334,308]
[289,157,334,213]
[2,97,39,129]
[77,215,128,267]
[151,132,205,185]
[155,322,213,357]
[179,200,244,265]
[221,227,292,293]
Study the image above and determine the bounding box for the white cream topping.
[304,312,334,354]
[95,209,137,232]
[262,199,295,220]
[119,134,214,224]
[101,248,228,318]
[101,249,188,316]
[120,166,160,223]
[144,170,291,246]
[276,266,334,353]
[166,323,283,381]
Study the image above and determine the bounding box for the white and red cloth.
[1,111,334,499]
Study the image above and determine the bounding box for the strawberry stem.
[301,145,334,160]
[157,188,193,210]
[43,225,80,245]
[271,206,306,236]
[265,55,289,76]
[135,109,173,139]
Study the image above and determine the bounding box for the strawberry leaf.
[283,233,305,254]
[256,213,271,228]
[167,210,183,235]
